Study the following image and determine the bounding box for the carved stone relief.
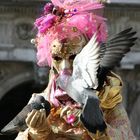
[16,23,34,40]
[13,18,36,48]
[0,22,13,47]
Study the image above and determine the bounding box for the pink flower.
[66,114,76,124]
[34,16,44,27]
[35,14,56,33]
[44,3,54,14]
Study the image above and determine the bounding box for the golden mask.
[51,34,88,73]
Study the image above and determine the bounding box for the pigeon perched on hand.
[56,28,137,133]
[1,95,51,135]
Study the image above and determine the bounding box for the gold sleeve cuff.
[97,72,123,109]
[15,128,30,140]
[88,129,111,140]
[28,127,52,140]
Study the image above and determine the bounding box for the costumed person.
[1,0,137,140]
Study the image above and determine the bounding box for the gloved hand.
[1,95,51,135]
[26,109,52,140]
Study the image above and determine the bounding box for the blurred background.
[0,0,140,140]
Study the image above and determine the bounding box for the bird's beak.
[59,69,72,76]
[56,69,71,90]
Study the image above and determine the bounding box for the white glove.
[26,109,51,140]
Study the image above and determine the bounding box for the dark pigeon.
[1,95,51,135]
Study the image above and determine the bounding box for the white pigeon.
[56,28,137,133]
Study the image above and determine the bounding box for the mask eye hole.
[69,54,76,60]
[53,56,62,61]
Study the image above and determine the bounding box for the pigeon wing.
[100,27,137,68]
[73,33,100,89]
[97,28,137,90]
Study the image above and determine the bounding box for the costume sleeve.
[87,72,136,140]
[87,103,135,140]
[105,104,135,140]
[15,129,30,140]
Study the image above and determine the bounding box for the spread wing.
[100,27,137,68]
[97,28,137,90]
[73,33,100,89]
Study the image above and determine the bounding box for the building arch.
[0,62,35,100]
[0,71,34,100]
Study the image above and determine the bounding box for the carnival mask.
[51,34,87,73]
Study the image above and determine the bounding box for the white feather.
[73,33,100,89]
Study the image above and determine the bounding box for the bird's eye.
[69,54,76,60]
[53,56,62,61]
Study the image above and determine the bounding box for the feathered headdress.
[34,0,108,66]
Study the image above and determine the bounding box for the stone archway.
[0,72,34,99]
[0,80,36,140]
[0,61,35,100]
[0,62,36,140]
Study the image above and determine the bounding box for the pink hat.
[34,0,108,67]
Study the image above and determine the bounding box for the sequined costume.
[16,72,135,140]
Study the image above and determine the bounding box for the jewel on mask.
[44,3,54,14]
[72,27,78,32]
[66,114,76,124]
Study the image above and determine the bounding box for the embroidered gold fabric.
[15,73,135,140]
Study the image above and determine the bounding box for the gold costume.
[15,1,136,139]
[15,72,135,140]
